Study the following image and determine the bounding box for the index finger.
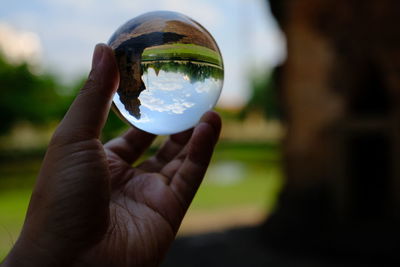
[169,111,221,208]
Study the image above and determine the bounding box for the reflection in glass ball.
[108,11,224,135]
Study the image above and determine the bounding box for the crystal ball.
[108,11,224,135]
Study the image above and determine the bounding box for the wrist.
[2,235,72,267]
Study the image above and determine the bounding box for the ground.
[0,141,282,261]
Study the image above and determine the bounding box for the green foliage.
[0,52,127,139]
[142,61,223,83]
[142,44,223,67]
[241,69,281,120]
[0,52,70,134]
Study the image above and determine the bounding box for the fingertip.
[199,111,222,139]
[98,44,120,94]
[169,127,193,145]
[92,44,105,68]
[200,110,220,122]
[84,44,119,97]
[188,114,221,166]
[57,44,120,141]
[101,44,117,69]
[188,122,216,166]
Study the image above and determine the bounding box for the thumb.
[54,44,120,143]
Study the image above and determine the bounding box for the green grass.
[142,44,223,67]
[192,162,283,211]
[191,142,283,211]
[0,189,31,260]
[0,159,38,260]
[0,142,283,260]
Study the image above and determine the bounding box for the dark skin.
[1,44,221,267]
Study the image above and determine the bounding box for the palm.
[80,123,217,266]
[101,178,177,266]
[4,45,221,267]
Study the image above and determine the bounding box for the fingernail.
[92,44,105,68]
[199,111,214,123]
[199,111,221,137]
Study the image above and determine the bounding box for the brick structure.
[266,0,400,258]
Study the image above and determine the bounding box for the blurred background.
[0,0,287,259]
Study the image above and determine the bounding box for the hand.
[3,44,221,267]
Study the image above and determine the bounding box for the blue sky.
[0,0,286,108]
[115,68,224,135]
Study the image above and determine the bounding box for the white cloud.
[145,69,186,91]
[141,92,165,105]
[150,79,183,91]
[0,23,42,65]
[1,0,285,108]
[140,93,194,114]
[195,79,220,94]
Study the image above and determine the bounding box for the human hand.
[3,44,221,267]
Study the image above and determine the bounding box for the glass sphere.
[108,11,224,135]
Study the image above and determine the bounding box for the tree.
[240,69,281,120]
[0,52,66,134]
[0,52,127,140]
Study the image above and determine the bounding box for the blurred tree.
[240,70,281,120]
[0,52,68,134]
[0,52,127,140]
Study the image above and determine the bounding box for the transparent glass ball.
[108,11,224,135]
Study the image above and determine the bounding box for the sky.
[114,68,223,135]
[0,0,286,108]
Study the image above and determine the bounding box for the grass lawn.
[193,141,283,211]
[0,159,38,260]
[0,189,31,260]
[0,141,283,260]
[194,161,282,211]
[142,44,223,67]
